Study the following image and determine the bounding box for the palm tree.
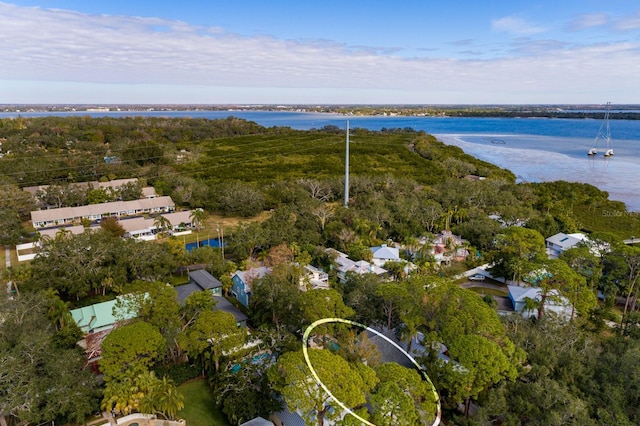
[522,296,539,319]
[55,227,72,241]
[2,264,31,297]
[101,378,144,416]
[153,215,172,237]
[44,288,72,330]
[189,208,207,232]
[454,206,468,225]
[403,235,420,259]
[154,376,184,420]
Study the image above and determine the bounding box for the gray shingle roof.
[189,269,223,291]
[213,296,248,323]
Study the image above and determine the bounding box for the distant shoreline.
[2,104,640,120]
[436,133,640,212]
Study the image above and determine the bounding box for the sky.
[2,0,640,104]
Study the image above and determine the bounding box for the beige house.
[30,196,175,228]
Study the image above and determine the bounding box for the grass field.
[177,378,229,426]
[176,211,272,246]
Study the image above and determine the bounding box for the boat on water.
[588,102,613,156]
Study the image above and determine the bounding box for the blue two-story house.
[231,266,270,307]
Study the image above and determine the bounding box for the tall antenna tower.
[344,120,350,208]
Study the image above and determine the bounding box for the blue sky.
[2,1,640,104]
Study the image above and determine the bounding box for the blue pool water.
[230,352,274,373]
[185,238,223,252]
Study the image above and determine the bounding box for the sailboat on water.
[588,102,613,156]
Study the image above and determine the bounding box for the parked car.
[469,274,485,281]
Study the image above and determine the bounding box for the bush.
[153,362,201,385]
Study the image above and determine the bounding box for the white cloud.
[566,10,640,33]
[567,13,610,31]
[613,11,640,31]
[491,16,546,36]
[1,2,639,103]
[509,39,569,55]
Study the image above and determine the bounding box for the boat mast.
[601,102,613,156]
[589,102,612,156]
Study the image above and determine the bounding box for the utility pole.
[344,120,350,208]
[217,223,225,259]
[221,225,225,259]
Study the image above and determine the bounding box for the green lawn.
[177,378,229,426]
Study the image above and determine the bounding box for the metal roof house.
[370,243,401,267]
[508,285,572,319]
[326,248,387,282]
[213,296,248,327]
[240,418,274,426]
[545,232,589,259]
[70,296,137,334]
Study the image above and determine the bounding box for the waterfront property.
[545,232,590,259]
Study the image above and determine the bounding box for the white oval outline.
[302,317,442,426]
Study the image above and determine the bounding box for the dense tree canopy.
[370,363,438,426]
[420,282,523,412]
[3,116,640,425]
[100,321,166,381]
[0,292,99,425]
[179,310,246,373]
[268,349,377,426]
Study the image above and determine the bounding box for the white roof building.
[35,209,195,242]
[30,196,175,228]
[508,285,572,319]
[301,264,330,290]
[327,248,387,282]
[370,244,401,267]
[545,232,589,259]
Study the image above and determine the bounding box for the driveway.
[459,281,508,293]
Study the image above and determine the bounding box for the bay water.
[3,110,639,210]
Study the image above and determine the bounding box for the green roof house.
[70,296,137,334]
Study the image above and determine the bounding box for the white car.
[469,274,485,281]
